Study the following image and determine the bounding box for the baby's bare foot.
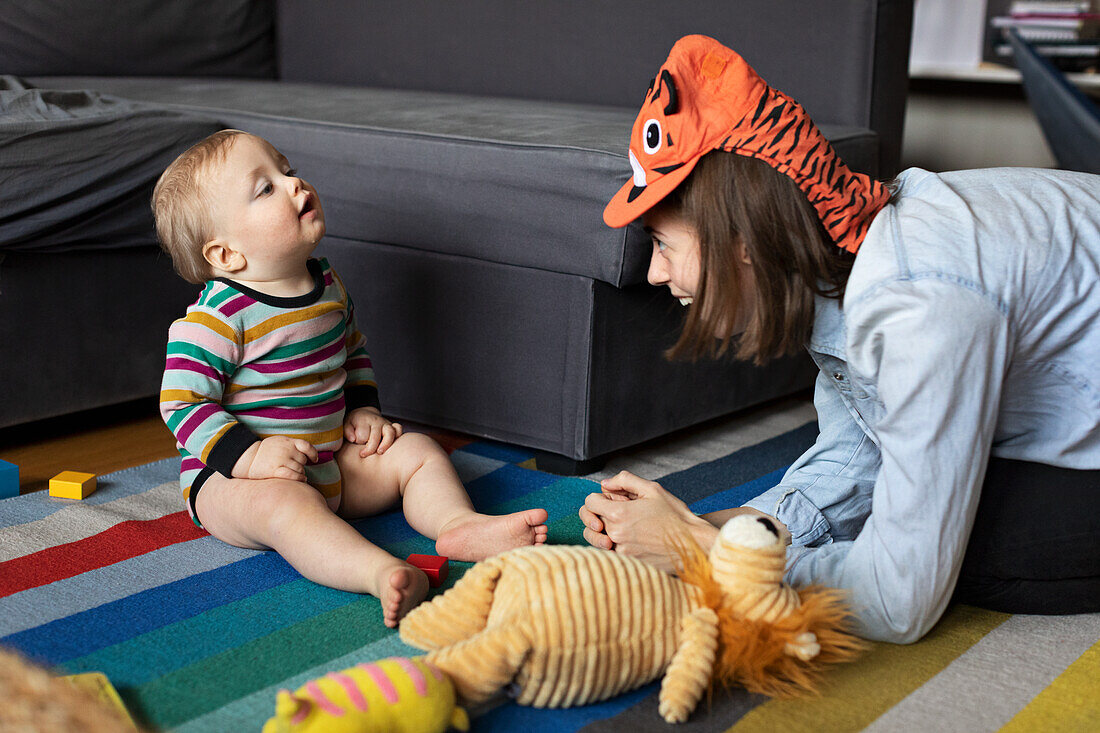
[376,563,429,629]
[436,508,549,562]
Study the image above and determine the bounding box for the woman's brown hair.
[651,150,857,365]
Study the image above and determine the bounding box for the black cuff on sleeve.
[345,384,381,412]
[206,422,260,477]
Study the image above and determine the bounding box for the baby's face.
[206,134,325,274]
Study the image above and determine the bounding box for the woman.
[580,35,1100,643]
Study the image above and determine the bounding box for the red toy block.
[408,553,449,587]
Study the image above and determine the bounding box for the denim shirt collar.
[807,293,847,361]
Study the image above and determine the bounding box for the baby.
[154,130,548,627]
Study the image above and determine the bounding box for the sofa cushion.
[30,76,880,286]
[274,0,912,178]
[276,0,885,130]
[0,77,222,254]
[0,1,275,78]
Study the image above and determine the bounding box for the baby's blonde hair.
[152,129,247,284]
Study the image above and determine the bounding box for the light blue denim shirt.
[742,167,1100,643]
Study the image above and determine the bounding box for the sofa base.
[320,236,816,463]
[532,451,607,476]
[0,250,199,429]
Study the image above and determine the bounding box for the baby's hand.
[235,436,318,482]
[344,407,403,457]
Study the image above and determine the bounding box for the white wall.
[902,89,1057,171]
[902,0,1058,171]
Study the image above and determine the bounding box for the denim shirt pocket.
[810,351,883,446]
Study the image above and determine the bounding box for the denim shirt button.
[833,371,846,382]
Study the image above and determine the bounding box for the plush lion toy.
[399,514,865,723]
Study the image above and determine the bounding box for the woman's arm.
[579,367,879,569]
[788,280,1011,643]
[740,367,882,545]
[699,506,791,544]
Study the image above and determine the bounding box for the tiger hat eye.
[645,120,662,153]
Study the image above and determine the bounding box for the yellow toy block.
[49,470,97,500]
[63,671,137,728]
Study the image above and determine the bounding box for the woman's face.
[644,210,702,306]
[643,208,757,338]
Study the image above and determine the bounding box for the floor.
[0,398,178,495]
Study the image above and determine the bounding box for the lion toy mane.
[399,514,865,723]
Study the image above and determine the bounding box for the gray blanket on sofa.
[0,76,219,254]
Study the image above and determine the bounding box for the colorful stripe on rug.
[1,399,1097,732]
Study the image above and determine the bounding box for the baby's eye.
[285,168,298,178]
[260,182,273,195]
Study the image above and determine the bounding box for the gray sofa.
[0,0,912,471]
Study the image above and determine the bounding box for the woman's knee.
[954,574,1100,615]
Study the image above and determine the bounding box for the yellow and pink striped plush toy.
[261,656,468,733]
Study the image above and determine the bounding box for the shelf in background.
[911,62,1100,90]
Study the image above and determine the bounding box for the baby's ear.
[203,239,246,273]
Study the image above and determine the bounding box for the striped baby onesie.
[160,258,379,525]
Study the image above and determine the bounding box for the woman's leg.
[953,457,1100,614]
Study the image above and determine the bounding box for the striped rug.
[1,398,1096,731]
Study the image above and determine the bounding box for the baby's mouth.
[299,195,316,218]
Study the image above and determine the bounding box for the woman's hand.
[579,470,718,573]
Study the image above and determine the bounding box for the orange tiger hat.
[603,34,890,254]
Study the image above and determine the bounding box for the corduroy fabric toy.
[399,515,865,724]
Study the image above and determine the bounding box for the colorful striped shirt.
[160,258,379,516]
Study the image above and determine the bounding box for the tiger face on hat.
[604,34,888,255]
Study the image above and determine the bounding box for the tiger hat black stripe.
[604,34,889,254]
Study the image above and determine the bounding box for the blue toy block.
[0,459,19,499]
